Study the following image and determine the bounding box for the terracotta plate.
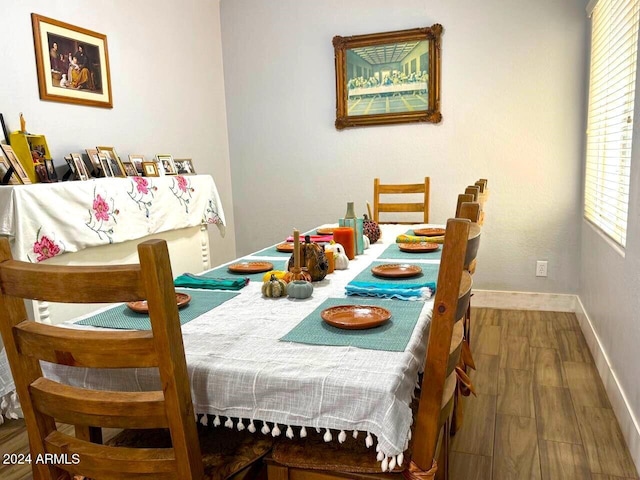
[228,261,274,274]
[126,292,191,314]
[413,228,446,237]
[321,305,392,330]
[316,227,335,235]
[371,263,422,278]
[276,243,294,253]
[398,242,440,253]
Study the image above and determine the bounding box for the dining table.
[42,222,446,471]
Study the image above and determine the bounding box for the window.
[584,0,640,247]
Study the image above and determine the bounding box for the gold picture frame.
[31,13,113,108]
[1,144,31,184]
[128,154,145,175]
[156,154,177,175]
[142,161,159,177]
[333,25,442,130]
[71,153,90,180]
[97,146,126,177]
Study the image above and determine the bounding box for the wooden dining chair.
[455,194,474,219]
[266,218,473,480]
[0,238,271,480]
[373,177,430,224]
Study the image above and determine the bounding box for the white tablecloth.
[43,224,442,468]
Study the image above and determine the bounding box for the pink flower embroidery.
[176,176,188,192]
[93,194,110,221]
[33,235,61,262]
[133,176,149,194]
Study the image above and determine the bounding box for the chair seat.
[107,425,273,480]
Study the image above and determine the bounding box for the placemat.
[76,289,239,330]
[280,297,426,352]
[350,261,440,285]
[378,242,442,260]
[205,258,289,281]
[250,245,294,258]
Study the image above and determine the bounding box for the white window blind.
[584,0,640,247]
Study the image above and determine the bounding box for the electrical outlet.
[536,261,548,277]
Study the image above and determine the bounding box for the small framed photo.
[0,144,31,184]
[122,161,139,176]
[35,163,50,183]
[44,158,58,182]
[85,148,102,176]
[128,154,145,174]
[156,154,176,175]
[71,153,89,180]
[0,155,21,185]
[64,155,78,180]
[98,152,113,177]
[97,146,126,178]
[142,161,159,177]
[174,158,196,175]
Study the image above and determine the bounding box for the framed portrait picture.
[333,25,442,129]
[142,161,159,177]
[31,13,113,108]
[97,152,113,177]
[0,144,31,184]
[71,153,89,180]
[128,154,145,175]
[0,155,21,185]
[44,158,58,182]
[85,148,102,176]
[174,158,196,175]
[122,161,140,176]
[97,146,126,177]
[156,154,176,175]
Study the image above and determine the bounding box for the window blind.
[584,0,640,247]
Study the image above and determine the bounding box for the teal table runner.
[280,297,426,352]
[76,289,239,330]
[205,258,289,281]
[350,261,439,285]
[378,242,442,260]
[251,245,294,258]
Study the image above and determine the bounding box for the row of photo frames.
[0,143,32,185]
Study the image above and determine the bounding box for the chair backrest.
[373,177,430,224]
[455,193,474,218]
[411,218,472,471]
[0,238,203,480]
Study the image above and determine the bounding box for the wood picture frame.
[156,154,176,175]
[174,158,196,175]
[64,155,77,180]
[97,146,126,177]
[142,161,159,177]
[71,153,89,180]
[0,155,21,185]
[85,148,102,176]
[97,152,113,177]
[128,154,145,175]
[122,161,140,176]
[44,158,58,182]
[31,13,113,109]
[0,144,31,184]
[333,25,442,130]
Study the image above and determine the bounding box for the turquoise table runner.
[280,297,426,351]
[378,242,442,260]
[205,258,289,281]
[350,261,440,285]
[76,289,239,330]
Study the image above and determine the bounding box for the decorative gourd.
[262,270,290,283]
[287,280,313,299]
[363,234,370,250]
[287,235,328,282]
[363,214,381,244]
[262,274,287,298]
[332,244,349,270]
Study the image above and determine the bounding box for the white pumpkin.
[329,244,349,270]
[363,235,370,249]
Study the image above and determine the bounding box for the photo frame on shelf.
[174,158,196,175]
[35,163,50,183]
[155,154,176,175]
[97,152,113,177]
[85,148,102,176]
[333,25,442,129]
[1,144,31,184]
[44,158,58,182]
[31,13,113,108]
[0,155,21,185]
[71,153,89,180]
[128,154,145,174]
[122,161,139,176]
[142,161,159,177]
[64,155,77,180]
[97,146,126,177]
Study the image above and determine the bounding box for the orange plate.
[413,228,446,237]
[371,263,422,278]
[127,292,191,313]
[321,305,392,330]
[316,227,335,235]
[398,242,440,253]
[228,261,274,274]
[276,243,294,253]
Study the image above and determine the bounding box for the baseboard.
[574,297,640,471]
[474,289,640,471]
[472,289,576,312]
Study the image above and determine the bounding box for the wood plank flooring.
[0,308,637,479]
[451,308,639,480]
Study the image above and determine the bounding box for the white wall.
[0,0,236,266]
[220,0,588,294]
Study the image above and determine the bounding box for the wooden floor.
[451,308,639,480]
[0,308,637,480]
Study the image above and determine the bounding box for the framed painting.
[333,25,442,130]
[31,13,113,108]
[1,144,31,184]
